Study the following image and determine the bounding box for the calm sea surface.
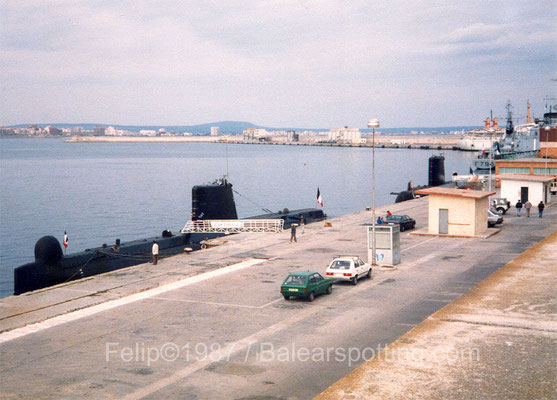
[0,138,476,297]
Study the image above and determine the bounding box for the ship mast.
[526,99,533,124]
[505,101,514,136]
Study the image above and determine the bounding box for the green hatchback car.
[280,271,334,302]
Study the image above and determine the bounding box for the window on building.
[499,167,530,174]
[533,168,557,175]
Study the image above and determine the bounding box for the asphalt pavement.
[0,197,555,399]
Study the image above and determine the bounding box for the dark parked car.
[280,271,333,302]
[384,215,416,231]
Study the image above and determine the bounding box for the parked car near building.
[488,209,504,227]
[491,197,511,214]
[384,214,416,231]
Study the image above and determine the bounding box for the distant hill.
[8,121,480,134]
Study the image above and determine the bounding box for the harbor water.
[0,138,476,298]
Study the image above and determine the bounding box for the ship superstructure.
[457,115,505,151]
[473,101,540,172]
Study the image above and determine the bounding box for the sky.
[1,1,555,128]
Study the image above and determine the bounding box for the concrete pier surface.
[315,230,557,400]
[0,197,555,399]
[66,134,460,149]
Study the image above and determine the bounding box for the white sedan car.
[325,256,372,285]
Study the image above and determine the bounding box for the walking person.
[290,223,297,243]
[300,215,305,234]
[152,240,159,265]
[63,231,69,255]
[524,200,532,217]
[538,201,545,218]
[515,200,523,217]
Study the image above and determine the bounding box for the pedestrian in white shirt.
[152,240,159,265]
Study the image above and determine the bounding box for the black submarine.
[392,155,446,202]
[14,178,326,295]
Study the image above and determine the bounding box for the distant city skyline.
[1,1,555,128]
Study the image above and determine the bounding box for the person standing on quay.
[515,200,523,217]
[524,200,532,217]
[63,231,69,255]
[152,240,159,265]
[300,215,305,234]
[290,224,297,243]
[538,201,545,218]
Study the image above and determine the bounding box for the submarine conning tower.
[192,178,238,221]
[428,155,445,187]
[14,236,64,295]
[395,155,445,203]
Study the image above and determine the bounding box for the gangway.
[181,219,284,234]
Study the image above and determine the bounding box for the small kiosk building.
[415,187,496,237]
[498,174,556,205]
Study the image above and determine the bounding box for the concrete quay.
[316,230,557,400]
[66,135,460,150]
[0,197,555,399]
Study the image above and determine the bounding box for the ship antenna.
[225,139,229,178]
[526,99,532,124]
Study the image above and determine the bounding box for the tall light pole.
[544,126,550,176]
[488,127,494,193]
[368,119,380,266]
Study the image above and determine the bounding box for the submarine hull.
[13,179,326,295]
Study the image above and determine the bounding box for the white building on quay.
[328,126,364,144]
[243,128,269,142]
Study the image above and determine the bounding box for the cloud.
[1,1,555,127]
[437,20,556,61]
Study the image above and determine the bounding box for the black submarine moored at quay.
[14,179,326,295]
[392,155,446,202]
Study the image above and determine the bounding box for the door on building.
[520,187,529,203]
[439,209,449,234]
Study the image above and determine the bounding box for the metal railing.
[181,219,284,234]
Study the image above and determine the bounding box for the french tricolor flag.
[316,187,323,207]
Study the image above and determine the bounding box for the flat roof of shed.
[497,174,556,183]
[495,158,557,164]
[415,187,495,199]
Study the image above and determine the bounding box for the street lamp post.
[488,127,494,193]
[368,119,380,266]
[544,126,550,176]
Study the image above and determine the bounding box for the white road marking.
[151,297,260,309]
[150,296,283,310]
[258,298,283,308]
[0,258,267,344]
[401,237,438,253]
